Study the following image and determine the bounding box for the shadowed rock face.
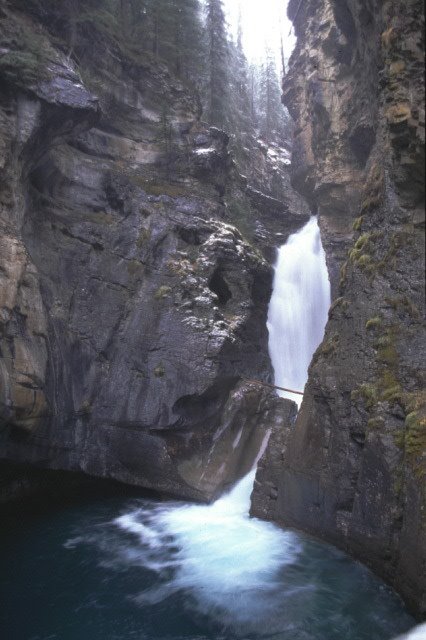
[252,0,425,618]
[0,3,307,501]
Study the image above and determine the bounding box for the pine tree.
[230,7,252,135]
[206,0,230,128]
[258,47,288,143]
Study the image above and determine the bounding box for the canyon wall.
[252,0,425,618]
[0,1,306,501]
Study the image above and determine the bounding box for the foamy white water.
[268,216,331,406]
[114,470,301,632]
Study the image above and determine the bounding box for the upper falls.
[267,216,331,406]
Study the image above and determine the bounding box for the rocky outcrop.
[0,2,307,501]
[249,398,298,520]
[252,0,425,618]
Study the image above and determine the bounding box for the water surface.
[0,474,414,640]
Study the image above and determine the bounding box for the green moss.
[396,411,426,478]
[355,232,372,251]
[371,228,415,277]
[349,247,362,263]
[329,297,349,315]
[136,228,151,248]
[377,334,391,347]
[318,334,340,358]
[404,390,426,414]
[90,212,115,225]
[353,216,364,231]
[378,343,398,366]
[127,260,143,276]
[352,383,378,409]
[394,429,406,449]
[130,177,188,198]
[357,254,372,269]
[381,384,402,403]
[385,295,421,319]
[360,193,384,214]
[405,416,426,457]
[360,163,385,214]
[0,24,51,87]
[366,316,382,330]
[378,369,402,403]
[376,327,399,367]
[367,417,384,430]
[154,364,165,378]
[154,285,172,300]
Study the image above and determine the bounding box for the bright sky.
[224,0,296,67]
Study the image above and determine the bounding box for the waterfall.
[267,216,331,406]
[109,220,334,632]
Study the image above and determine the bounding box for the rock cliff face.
[252,0,425,617]
[0,1,305,501]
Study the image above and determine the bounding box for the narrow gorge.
[0,0,424,638]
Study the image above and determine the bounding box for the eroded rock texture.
[252,0,425,617]
[0,2,305,501]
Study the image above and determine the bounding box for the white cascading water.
[114,469,301,633]
[268,216,331,406]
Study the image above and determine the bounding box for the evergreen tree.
[230,7,252,135]
[258,47,288,143]
[206,0,230,128]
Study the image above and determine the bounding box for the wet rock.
[250,398,297,521]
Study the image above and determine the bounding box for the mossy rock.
[154,364,165,378]
[354,232,371,251]
[360,163,385,213]
[386,103,411,125]
[0,22,51,87]
[353,216,364,231]
[130,177,189,198]
[376,326,399,368]
[389,60,405,75]
[127,260,143,276]
[357,254,373,269]
[329,297,349,315]
[366,316,382,330]
[381,27,396,49]
[379,369,402,404]
[396,411,426,478]
[137,228,151,248]
[319,334,340,358]
[367,416,384,430]
[339,260,348,287]
[352,383,378,409]
[154,285,172,300]
[385,295,420,319]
